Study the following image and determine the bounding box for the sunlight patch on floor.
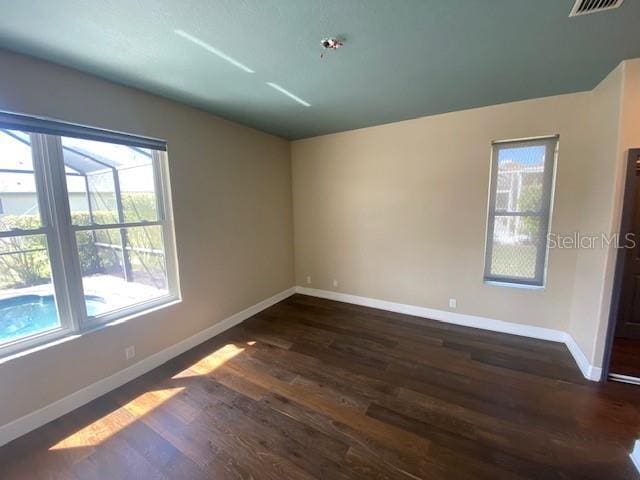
[173,343,245,378]
[48,387,184,450]
[48,343,246,451]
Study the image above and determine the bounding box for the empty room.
[0,0,639,478]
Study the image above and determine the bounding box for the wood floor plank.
[181,376,351,465]
[1,293,639,479]
[259,393,450,480]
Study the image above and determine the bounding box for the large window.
[0,112,179,355]
[484,136,558,287]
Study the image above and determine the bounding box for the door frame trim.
[602,149,640,380]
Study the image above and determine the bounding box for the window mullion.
[152,150,166,222]
[0,228,49,238]
[484,144,500,281]
[534,138,559,283]
[154,150,179,297]
[72,220,163,232]
[492,211,544,217]
[38,134,87,331]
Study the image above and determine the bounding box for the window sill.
[0,296,181,365]
[484,280,545,290]
[82,294,181,331]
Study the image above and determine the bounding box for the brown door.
[617,154,640,339]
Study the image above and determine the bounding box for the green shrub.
[0,193,165,289]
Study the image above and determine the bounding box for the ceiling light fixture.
[174,29,255,73]
[320,37,344,58]
[266,82,311,107]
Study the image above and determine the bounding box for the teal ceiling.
[0,0,638,139]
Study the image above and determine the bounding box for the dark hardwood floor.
[2,294,639,479]
[610,337,640,378]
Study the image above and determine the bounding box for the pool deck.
[0,274,166,314]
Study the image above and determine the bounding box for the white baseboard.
[0,287,295,448]
[295,286,601,381]
[295,286,566,341]
[563,333,602,381]
[631,440,640,474]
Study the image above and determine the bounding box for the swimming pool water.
[0,294,105,343]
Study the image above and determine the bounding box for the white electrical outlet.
[449,298,457,309]
[332,279,339,288]
[125,345,136,360]
[306,276,312,284]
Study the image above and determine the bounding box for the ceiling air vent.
[569,0,624,16]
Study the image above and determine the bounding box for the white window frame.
[0,112,180,358]
[483,135,558,288]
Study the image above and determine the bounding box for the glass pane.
[0,129,42,230]
[490,216,540,280]
[119,164,158,223]
[495,144,546,213]
[62,137,158,226]
[76,225,168,317]
[0,234,61,343]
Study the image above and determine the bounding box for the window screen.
[484,136,558,287]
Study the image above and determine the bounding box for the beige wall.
[566,64,624,367]
[587,59,640,366]
[292,93,592,331]
[619,60,640,153]
[292,62,638,365]
[0,49,294,426]
[566,60,640,368]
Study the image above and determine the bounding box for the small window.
[0,112,180,356]
[484,136,558,287]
